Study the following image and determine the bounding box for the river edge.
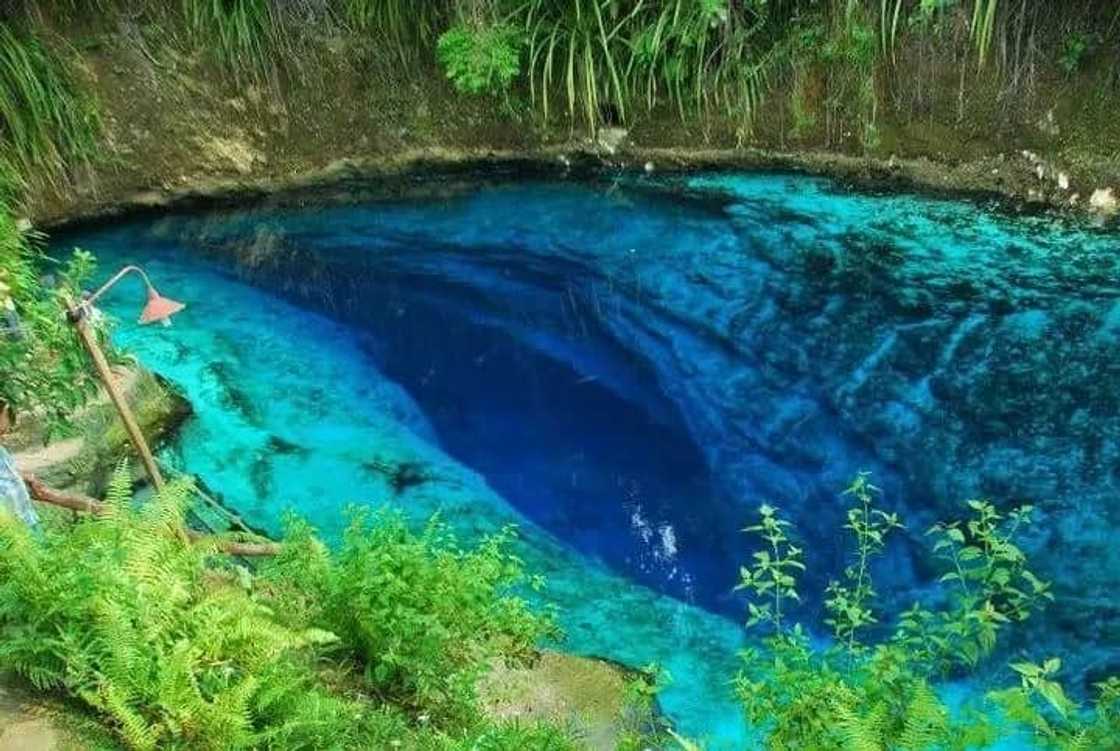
[31,144,1119,232]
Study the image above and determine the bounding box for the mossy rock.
[4,367,191,496]
[479,650,643,751]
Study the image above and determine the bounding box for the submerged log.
[19,472,281,557]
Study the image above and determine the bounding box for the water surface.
[54,171,1120,746]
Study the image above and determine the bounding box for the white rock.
[1089,188,1119,217]
[597,127,629,155]
[644,161,655,173]
[1057,172,1070,191]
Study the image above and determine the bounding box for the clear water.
[52,171,1120,747]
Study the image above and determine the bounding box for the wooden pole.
[70,311,165,491]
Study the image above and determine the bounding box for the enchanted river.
[52,170,1120,747]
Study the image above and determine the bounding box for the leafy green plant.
[1058,32,1092,76]
[991,665,1120,750]
[0,208,101,433]
[824,473,902,656]
[0,467,370,750]
[736,502,805,633]
[615,664,673,751]
[261,508,555,728]
[732,475,1116,750]
[437,21,522,95]
[0,466,578,749]
[906,500,1052,671]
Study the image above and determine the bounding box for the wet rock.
[361,456,431,494]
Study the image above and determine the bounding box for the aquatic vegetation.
[734,475,1118,750]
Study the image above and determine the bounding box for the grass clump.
[181,0,284,80]
[0,466,575,750]
[345,0,454,60]
[0,23,99,188]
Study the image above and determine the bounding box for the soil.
[20,15,1120,229]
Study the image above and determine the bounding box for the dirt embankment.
[20,17,1119,228]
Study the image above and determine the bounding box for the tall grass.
[971,0,1000,67]
[0,24,99,190]
[520,0,774,135]
[344,0,454,61]
[181,0,282,79]
[626,0,772,127]
[522,0,639,134]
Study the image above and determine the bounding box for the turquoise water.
[53,171,1119,747]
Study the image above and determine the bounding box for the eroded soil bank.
[22,16,1120,228]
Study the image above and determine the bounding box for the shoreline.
[34,143,1118,232]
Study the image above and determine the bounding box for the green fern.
[0,467,576,748]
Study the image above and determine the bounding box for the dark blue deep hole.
[271,254,747,614]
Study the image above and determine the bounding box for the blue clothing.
[0,446,38,527]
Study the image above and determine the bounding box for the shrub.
[261,508,556,728]
[437,21,522,96]
[0,468,365,750]
[733,474,1119,750]
[0,467,575,749]
[0,208,101,432]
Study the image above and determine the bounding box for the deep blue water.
[52,171,1120,747]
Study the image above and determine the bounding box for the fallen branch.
[20,472,281,557]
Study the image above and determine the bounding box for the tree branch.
[19,472,281,557]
